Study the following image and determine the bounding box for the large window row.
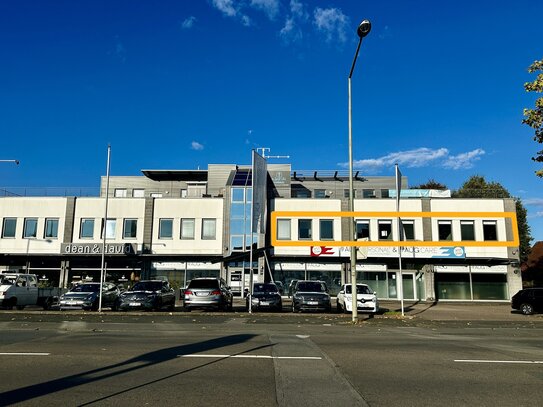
[1,217,59,239]
[276,218,502,242]
[158,218,216,240]
[79,218,138,239]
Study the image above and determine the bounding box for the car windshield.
[253,283,278,293]
[188,279,219,289]
[0,275,16,285]
[346,285,373,294]
[132,281,163,291]
[71,284,100,293]
[296,281,326,292]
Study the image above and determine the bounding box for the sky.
[1,0,543,240]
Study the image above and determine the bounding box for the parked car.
[116,280,175,311]
[291,280,331,313]
[183,277,233,311]
[274,281,285,295]
[59,282,120,311]
[246,283,282,312]
[511,288,543,315]
[336,283,378,314]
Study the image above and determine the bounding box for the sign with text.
[61,243,136,255]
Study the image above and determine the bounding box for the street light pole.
[348,20,371,323]
[0,160,19,165]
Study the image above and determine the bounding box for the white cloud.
[191,141,204,151]
[212,0,237,17]
[442,148,485,170]
[524,198,543,207]
[313,7,349,43]
[280,1,308,43]
[250,0,280,20]
[338,147,486,172]
[181,16,197,29]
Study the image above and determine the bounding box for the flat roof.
[141,170,208,182]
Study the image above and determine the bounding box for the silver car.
[183,277,233,311]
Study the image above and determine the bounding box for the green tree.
[523,58,543,176]
[453,175,532,262]
[411,179,448,190]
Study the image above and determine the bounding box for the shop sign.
[61,243,136,255]
[339,246,466,259]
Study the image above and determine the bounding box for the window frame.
[378,220,393,241]
[298,219,312,240]
[23,218,38,238]
[180,218,195,240]
[319,219,334,240]
[44,218,59,239]
[438,220,453,241]
[123,218,138,239]
[202,218,216,240]
[401,220,415,241]
[356,220,370,240]
[80,218,95,239]
[460,220,475,241]
[483,220,498,241]
[2,217,17,238]
[277,219,291,240]
[158,218,173,239]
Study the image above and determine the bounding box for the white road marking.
[178,354,321,360]
[455,359,543,364]
[0,352,50,356]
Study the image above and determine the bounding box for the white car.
[336,283,378,313]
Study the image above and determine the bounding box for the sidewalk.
[377,300,543,321]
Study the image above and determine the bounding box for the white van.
[0,273,39,309]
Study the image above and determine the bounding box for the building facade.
[0,162,521,302]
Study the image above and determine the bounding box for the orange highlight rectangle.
[271,211,519,248]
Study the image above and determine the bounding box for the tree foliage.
[523,58,543,176]
[411,179,448,190]
[453,175,532,262]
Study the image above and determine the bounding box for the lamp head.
[357,20,371,38]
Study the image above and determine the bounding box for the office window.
[363,189,375,198]
[320,219,334,240]
[44,218,59,239]
[232,188,244,202]
[180,189,187,198]
[230,236,244,251]
[2,218,17,238]
[378,220,392,240]
[314,189,326,199]
[102,219,116,239]
[159,218,173,239]
[356,221,370,239]
[80,218,94,238]
[483,220,498,241]
[401,220,415,240]
[438,220,452,241]
[298,219,312,240]
[114,188,127,198]
[381,189,390,198]
[202,219,216,240]
[132,189,145,198]
[23,218,38,238]
[123,219,137,239]
[151,193,163,198]
[344,189,353,198]
[277,219,291,240]
[181,218,195,239]
[461,221,475,241]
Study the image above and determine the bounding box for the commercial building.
[0,160,521,302]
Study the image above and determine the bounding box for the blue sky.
[1,0,543,241]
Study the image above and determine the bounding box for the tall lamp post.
[348,20,371,322]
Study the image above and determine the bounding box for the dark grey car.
[116,280,175,311]
[59,282,120,311]
[291,280,331,313]
[183,277,233,311]
[247,283,282,312]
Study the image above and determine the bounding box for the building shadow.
[0,334,260,405]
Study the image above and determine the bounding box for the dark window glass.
[80,218,94,238]
[123,219,137,239]
[159,219,173,239]
[314,189,326,199]
[483,221,497,241]
[23,218,38,238]
[378,221,392,240]
[320,219,333,240]
[461,221,475,241]
[402,221,414,240]
[356,221,370,239]
[45,218,59,238]
[438,221,452,241]
[2,218,17,238]
[298,219,312,239]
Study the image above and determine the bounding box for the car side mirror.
[373,292,377,295]
[339,290,344,295]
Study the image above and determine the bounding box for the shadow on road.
[0,334,262,405]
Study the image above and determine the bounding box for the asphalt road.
[1,310,543,406]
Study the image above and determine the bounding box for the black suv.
[511,288,543,315]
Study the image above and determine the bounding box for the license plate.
[307,301,318,305]
[260,301,270,306]
[66,300,79,304]
[196,292,209,296]
[129,302,141,306]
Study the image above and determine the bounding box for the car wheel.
[16,304,25,310]
[521,303,534,315]
[336,300,341,313]
[168,301,175,311]
[183,306,191,312]
[91,300,99,311]
[111,300,119,312]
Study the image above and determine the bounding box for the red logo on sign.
[310,246,334,256]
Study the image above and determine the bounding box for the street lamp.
[348,19,371,322]
[0,160,19,165]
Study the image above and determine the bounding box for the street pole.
[99,144,111,312]
[348,20,371,323]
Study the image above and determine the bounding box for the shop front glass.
[472,273,508,300]
[436,273,471,300]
